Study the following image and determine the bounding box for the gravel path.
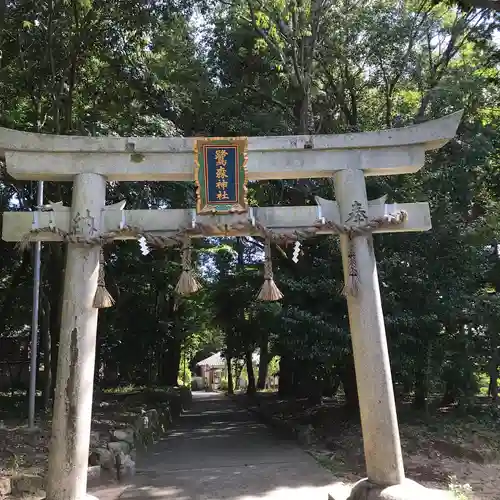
[91,392,337,500]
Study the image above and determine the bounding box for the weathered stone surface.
[95,447,115,470]
[134,412,153,448]
[334,166,405,484]
[88,450,100,466]
[112,428,134,445]
[146,409,159,429]
[0,111,463,181]
[117,452,136,478]
[297,424,315,446]
[158,407,172,434]
[135,412,149,431]
[12,474,45,495]
[87,465,101,481]
[0,476,12,496]
[44,173,107,500]
[108,440,130,454]
[89,430,100,447]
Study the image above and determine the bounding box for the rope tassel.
[257,237,283,301]
[341,235,359,298]
[93,248,115,308]
[175,238,201,296]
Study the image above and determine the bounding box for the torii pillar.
[0,111,462,500]
[334,169,409,500]
[46,173,106,500]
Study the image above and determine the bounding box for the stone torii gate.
[0,111,462,500]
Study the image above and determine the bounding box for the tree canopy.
[0,0,499,413]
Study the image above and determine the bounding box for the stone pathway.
[91,392,338,500]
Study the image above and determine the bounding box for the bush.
[178,386,192,410]
[191,376,204,391]
[177,368,192,387]
[168,393,182,418]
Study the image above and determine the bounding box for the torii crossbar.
[0,111,463,500]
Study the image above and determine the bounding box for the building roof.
[196,352,226,369]
[196,351,260,369]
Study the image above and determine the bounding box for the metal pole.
[28,180,44,429]
[183,351,187,386]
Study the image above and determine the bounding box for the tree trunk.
[257,334,269,390]
[488,352,499,401]
[413,368,428,410]
[6,363,15,397]
[226,356,234,395]
[236,237,244,266]
[488,375,498,401]
[245,350,256,395]
[323,370,341,398]
[413,339,432,412]
[292,359,303,397]
[234,358,244,388]
[48,246,65,398]
[440,380,458,407]
[307,370,322,405]
[161,338,181,386]
[385,89,393,128]
[297,85,312,135]
[278,355,294,397]
[402,376,413,397]
[156,348,163,385]
[338,357,359,415]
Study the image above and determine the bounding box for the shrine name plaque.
[194,137,248,214]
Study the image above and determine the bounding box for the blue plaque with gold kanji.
[194,137,248,214]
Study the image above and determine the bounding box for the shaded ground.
[91,392,339,500]
[242,393,500,500]
[0,393,50,478]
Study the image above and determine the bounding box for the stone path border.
[0,387,192,500]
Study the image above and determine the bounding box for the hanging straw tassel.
[257,237,283,301]
[93,248,115,308]
[175,238,201,296]
[341,235,359,298]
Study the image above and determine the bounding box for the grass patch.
[102,384,145,394]
[476,372,500,396]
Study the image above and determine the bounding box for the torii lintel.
[0,111,463,182]
[2,200,432,243]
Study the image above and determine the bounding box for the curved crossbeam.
[0,112,463,181]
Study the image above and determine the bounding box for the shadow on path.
[91,392,338,500]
